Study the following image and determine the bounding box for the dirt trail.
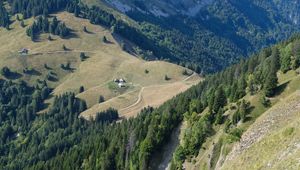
[28,49,97,56]
[119,73,198,116]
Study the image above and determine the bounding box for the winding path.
[119,72,198,116]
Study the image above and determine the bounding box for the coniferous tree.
[215,108,223,125]
[0,2,10,28]
[264,70,278,97]
[212,86,227,113]
[79,86,85,93]
[292,41,300,69]
[264,48,280,97]
[99,95,105,103]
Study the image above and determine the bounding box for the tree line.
[0,1,10,28]
[26,16,70,40]
[0,34,300,170]
[170,35,300,169]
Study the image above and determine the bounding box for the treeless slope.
[221,90,300,170]
[80,73,200,119]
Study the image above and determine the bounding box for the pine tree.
[212,86,227,113]
[83,26,88,33]
[99,95,105,103]
[239,100,248,122]
[79,86,84,93]
[264,70,278,97]
[20,21,25,28]
[16,15,20,21]
[270,47,280,71]
[102,36,107,43]
[215,108,223,125]
[80,52,86,61]
[292,41,300,69]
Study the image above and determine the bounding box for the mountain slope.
[86,0,300,73]
[0,11,200,119]
[165,37,300,169]
[1,1,300,170]
[221,89,300,170]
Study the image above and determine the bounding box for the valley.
[0,12,200,119]
[0,0,300,170]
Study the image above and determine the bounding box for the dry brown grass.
[0,12,201,119]
[81,73,200,119]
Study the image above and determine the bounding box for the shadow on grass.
[274,80,290,96]
[84,30,95,34]
[62,29,79,39]
[5,72,23,80]
[47,76,59,82]
[24,69,42,76]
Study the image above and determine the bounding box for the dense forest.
[1,0,300,169]
[0,31,299,169]
[170,35,300,169]
[2,0,298,73]
[119,0,300,73]
[0,1,9,28]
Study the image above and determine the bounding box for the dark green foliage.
[26,16,70,40]
[292,41,300,69]
[46,71,57,81]
[95,108,118,123]
[47,35,52,41]
[80,52,87,61]
[79,86,84,93]
[164,75,170,81]
[99,95,105,103]
[260,96,271,107]
[16,14,20,21]
[0,35,298,170]
[182,69,191,76]
[264,55,279,97]
[102,36,108,43]
[264,71,278,97]
[280,52,291,73]
[61,62,71,70]
[62,44,67,51]
[4,0,300,74]
[0,2,300,168]
[212,86,227,113]
[232,100,250,125]
[145,69,149,74]
[1,66,11,77]
[83,26,87,32]
[20,20,25,28]
[8,0,70,19]
[215,108,224,125]
[171,35,300,168]
[0,2,10,28]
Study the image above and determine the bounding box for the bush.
[1,67,11,77]
[99,95,105,103]
[261,96,271,107]
[164,75,170,81]
[79,86,84,93]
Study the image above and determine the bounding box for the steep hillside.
[176,70,300,170]
[0,11,200,118]
[165,36,300,170]
[3,0,300,74]
[221,88,300,169]
[1,1,300,170]
[88,0,300,73]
